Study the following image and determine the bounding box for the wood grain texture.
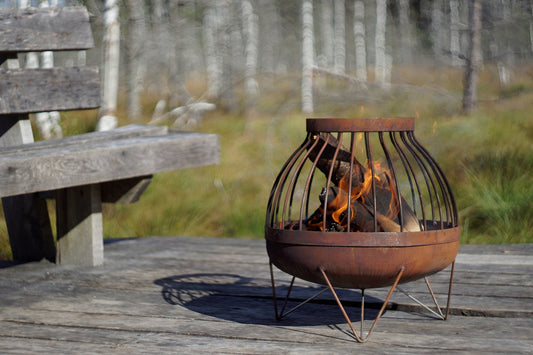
[0,124,168,153]
[0,67,100,114]
[0,237,531,353]
[56,184,103,267]
[0,7,93,52]
[0,128,220,198]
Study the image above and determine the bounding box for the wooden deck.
[0,236,532,353]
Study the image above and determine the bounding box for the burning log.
[308,133,360,186]
[306,133,421,232]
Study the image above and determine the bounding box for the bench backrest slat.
[0,7,94,53]
[0,7,100,114]
[0,67,100,114]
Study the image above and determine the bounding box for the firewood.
[308,133,363,186]
[307,132,421,232]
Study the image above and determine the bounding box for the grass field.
[1,64,532,260]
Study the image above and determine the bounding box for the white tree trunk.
[203,4,222,99]
[462,0,482,114]
[242,0,259,110]
[398,0,413,64]
[97,0,120,132]
[431,0,445,61]
[127,0,146,121]
[353,0,367,82]
[333,0,345,73]
[35,0,62,140]
[258,0,281,77]
[384,52,392,90]
[530,0,533,54]
[320,0,334,67]
[530,21,533,55]
[221,1,237,112]
[151,0,169,100]
[26,51,39,69]
[302,0,314,113]
[375,0,387,85]
[167,1,193,108]
[21,0,38,69]
[450,0,462,66]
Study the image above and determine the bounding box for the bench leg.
[56,184,104,266]
[2,194,56,263]
[1,115,56,263]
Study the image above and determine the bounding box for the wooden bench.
[0,7,220,266]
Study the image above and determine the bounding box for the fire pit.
[265,118,459,342]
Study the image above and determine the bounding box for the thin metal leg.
[444,261,456,320]
[269,261,328,320]
[360,289,365,337]
[268,260,456,342]
[396,260,456,320]
[425,276,445,318]
[396,285,445,319]
[319,266,405,343]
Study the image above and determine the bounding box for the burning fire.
[303,160,419,233]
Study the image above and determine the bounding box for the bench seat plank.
[0,128,220,198]
[0,67,100,114]
[0,7,93,53]
[0,124,168,154]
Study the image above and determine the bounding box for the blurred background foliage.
[0,0,532,260]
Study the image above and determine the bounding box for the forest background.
[1,0,532,260]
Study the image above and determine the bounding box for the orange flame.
[307,160,400,232]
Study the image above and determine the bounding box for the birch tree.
[24,0,39,70]
[398,0,413,64]
[203,3,222,99]
[242,0,259,111]
[221,1,238,112]
[431,0,446,62]
[126,0,146,121]
[353,0,367,82]
[494,1,513,87]
[150,0,169,100]
[375,0,387,86]
[96,0,120,131]
[258,0,281,77]
[320,0,334,67]
[333,0,345,73]
[462,0,482,114]
[35,0,62,140]
[167,0,193,108]
[450,0,462,66]
[530,0,533,54]
[302,0,314,113]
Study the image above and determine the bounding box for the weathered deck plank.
[0,236,532,353]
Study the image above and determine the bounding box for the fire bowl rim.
[306,117,415,133]
[265,225,460,248]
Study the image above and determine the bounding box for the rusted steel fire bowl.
[266,225,460,289]
[265,117,460,291]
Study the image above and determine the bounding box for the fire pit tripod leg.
[269,261,329,320]
[396,260,456,320]
[319,266,405,343]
